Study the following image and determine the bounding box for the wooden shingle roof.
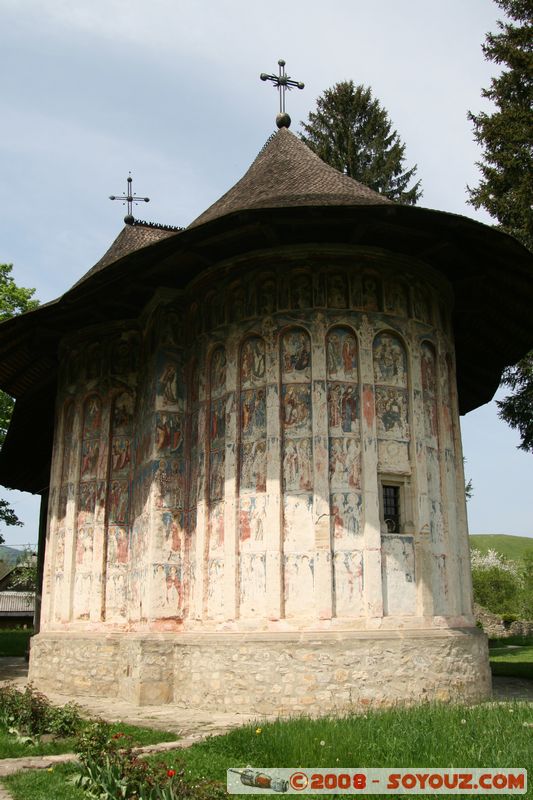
[190,127,392,228]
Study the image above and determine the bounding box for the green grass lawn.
[470,533,533,561]
[0,628,33,657]
[0,720,177,759]
[489,643,533,679]
[4,703,533,800]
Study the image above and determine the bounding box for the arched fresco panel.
[207,347,226,618]
[421,342,447,613]
[239,336,267,617]
[281,328,314,617]
[373,333,415,616]
[151,348,187,621]
[105,391,134,621]
[73,395,102,620]
[326,326,364,617]
[52,402,75,622]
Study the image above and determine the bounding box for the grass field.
[0,628,33,657]
[4,703,533,800]
[470,534,533,561]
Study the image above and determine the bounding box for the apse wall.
[41,250,473,635]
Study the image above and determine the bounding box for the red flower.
[167,769,176,777]
[112,732,125,739]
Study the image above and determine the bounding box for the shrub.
[470,548,523,617]
[0,683,83,738]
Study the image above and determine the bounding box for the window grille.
[383,485,400,533]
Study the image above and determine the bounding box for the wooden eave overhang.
[0,203,532,493]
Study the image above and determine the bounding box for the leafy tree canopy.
[467,1,533,451]
[0,263,39,540]
[299,81,422,205]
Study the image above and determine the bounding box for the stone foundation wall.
[29,629,491,714]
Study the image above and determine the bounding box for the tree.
[467,1,533,450]
[467,0,533,251]
[299,81,422,204]
[0,264,38,540]
[497,353,533,452]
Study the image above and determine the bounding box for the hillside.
[0,545,24,565]
[469,534,533,562]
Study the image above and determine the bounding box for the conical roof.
[189,127,392,228]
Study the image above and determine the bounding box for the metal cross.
[260,59,304,128]
[109,172,150,225]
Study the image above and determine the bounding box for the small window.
[383,485,400,533]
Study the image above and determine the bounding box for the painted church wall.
[42,258,472,634]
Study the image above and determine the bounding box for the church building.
[0,118,532,713]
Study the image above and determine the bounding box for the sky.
[1,0,532,547]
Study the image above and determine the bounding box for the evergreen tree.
[467,0,533,251]
[497,352,533,452]
[467,1,533,451]
[0,263,38,539]
[299,81,422,204]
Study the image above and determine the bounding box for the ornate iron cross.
[260,59,304,129]
[109,172,150,225]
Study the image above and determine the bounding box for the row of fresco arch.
[49,322,455,624]
[189,269,446,336]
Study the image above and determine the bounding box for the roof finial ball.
[260,58,304,129]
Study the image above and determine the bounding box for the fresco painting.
[156,413,183,454]
[281,330,311,381]
[281,329,314,609]
[284,553,314,617]
[326,329,358,380]
[283,438,313,492]
[333,550,364,617]
[327,273,348,308]
[239,553,266,616]
[381,535,416,616]
[373,334,408,388]
[43,273,469,650]
[375,388,409,440]
[362,276,380,311]
[385,281,409,317]
[157,358,183,411]
[240,441,266,493]
[291,273,312,310]
[330,492,362,540]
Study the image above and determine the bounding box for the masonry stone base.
[29,629,491,714]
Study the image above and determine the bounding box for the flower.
[320,740,326,746]
[167,769,176,777]
[255,727,262,735]
[47,768,54,773]
[461,719,467,725]
[112,732,125,739]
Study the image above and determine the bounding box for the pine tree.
[467,0,533,250]
[467,1,533,451]
[299,81,422,205]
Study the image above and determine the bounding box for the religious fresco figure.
[376,388,409,439]
[83,396,102,437]
[362,276,380,310]
[373,334,407,387]
[282,330,311,378]
[327,273,348,308]
[241,337,266,385]
[158,363,179,406]
[211,348,226,394]
[291,273,312,309]
[113,393,133,433]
